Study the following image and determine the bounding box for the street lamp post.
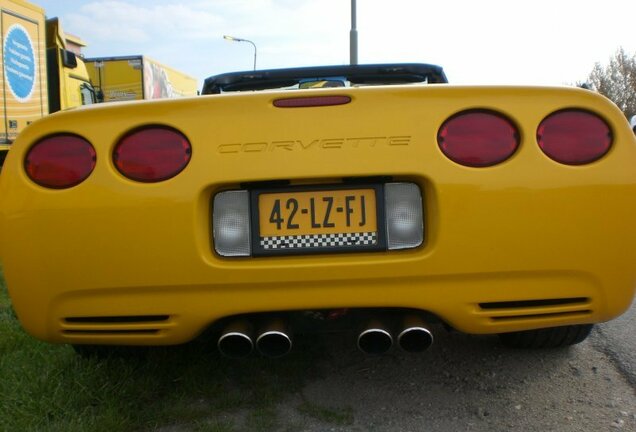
[350,0,358,65]
[223,35,257,70]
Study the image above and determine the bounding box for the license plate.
[253,186,383,255]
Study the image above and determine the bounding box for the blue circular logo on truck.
[3,24,36,102]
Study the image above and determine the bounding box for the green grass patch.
[297,400,354,426]
[0,265,325,431]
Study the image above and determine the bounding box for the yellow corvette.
[1,64,635,358]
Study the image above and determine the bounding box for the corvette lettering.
[217,136,411,153]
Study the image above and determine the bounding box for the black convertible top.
[201,63,447,94]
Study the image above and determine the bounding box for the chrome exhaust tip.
[398,327,433,352]
[256,319,292,358]
[357,322,393,354]
[397,316,433,353]
[217,321,254,359]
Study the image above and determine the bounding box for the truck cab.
[45,18,96,113]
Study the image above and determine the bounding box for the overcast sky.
[35,0,636,89]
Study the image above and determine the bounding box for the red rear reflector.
[273,95,351,108]
[114,126,191,182]
[438,110,519,167]
[25,134,96,189]
[537,109,612,165]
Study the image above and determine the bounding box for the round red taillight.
[537,109,612,165]
[25,134,96,189]
[438,110,519,167]
[114,126,191,182]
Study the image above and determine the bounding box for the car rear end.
[1,84,635,355]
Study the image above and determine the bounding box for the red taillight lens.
[273,95,351,108]
[537,109,612,165]
[438,110,519,167]
[114,126,191,182]
[25,134,96,189]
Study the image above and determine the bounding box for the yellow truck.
[85,55,198,102]
[0,0,96,166]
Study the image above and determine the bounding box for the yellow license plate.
[256,187,379,252]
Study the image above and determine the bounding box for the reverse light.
[537,109,612,165]
[114,126,191,182]
[25,134,96,189]
[385,183,423,250]
[438,110,519,167]
[213,190,251,257]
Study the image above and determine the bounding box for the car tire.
[498,324,594,349]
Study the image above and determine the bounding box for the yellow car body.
[1,80,635,348]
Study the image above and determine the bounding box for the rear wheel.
[498,324,594,349]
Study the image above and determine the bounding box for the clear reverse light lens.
[385,183,423,250]
[213,190,251,257]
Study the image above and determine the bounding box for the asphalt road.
[593,298,636,388]
[251,304,636,432]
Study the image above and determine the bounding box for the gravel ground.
[592,299,636,389]
[252,327,636,432]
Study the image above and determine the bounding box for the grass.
[297,400,354,426]
[0,265,330,432]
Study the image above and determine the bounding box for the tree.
[587,48,636,120]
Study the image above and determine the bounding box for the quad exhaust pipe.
[220,314,432,358]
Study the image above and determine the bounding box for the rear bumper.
[3,174,636,345]
[43,268,618,345]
